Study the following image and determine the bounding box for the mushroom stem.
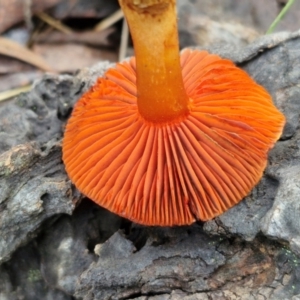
[119,0,189,123]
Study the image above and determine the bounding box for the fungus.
[63,0,285,226]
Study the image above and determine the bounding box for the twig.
[0,85,32,102]
[119,18,129,61]
[95,9,124,32]
[24,0,34,31]
[36,12,73,34]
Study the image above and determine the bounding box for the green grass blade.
[266,0,296,34]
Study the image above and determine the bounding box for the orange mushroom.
[62,0,285,226]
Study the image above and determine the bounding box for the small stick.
[36,12,73,34]
[94,9,124,32]
[119,17,129,61]
[0,85,31,102]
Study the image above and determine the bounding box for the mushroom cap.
[62,49,285,226]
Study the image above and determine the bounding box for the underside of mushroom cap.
[62,49,285,226]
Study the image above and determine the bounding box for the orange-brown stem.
[118,0,189,123]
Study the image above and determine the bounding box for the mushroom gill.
[62,0,285,226]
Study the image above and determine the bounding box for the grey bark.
[1,31,300,299]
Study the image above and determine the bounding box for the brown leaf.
[34,28,115,48]
[0,0,61,33]
[33,43,117,73]
[0,71,42,92]
[0,55,35,74]
[0,37,53,72]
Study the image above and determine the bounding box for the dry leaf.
[34,28,115,48]
[0,71,42,92]
[33,43,117,73]
[0,55,35,74]
[0,0,61,33]
[0,37,53,72]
